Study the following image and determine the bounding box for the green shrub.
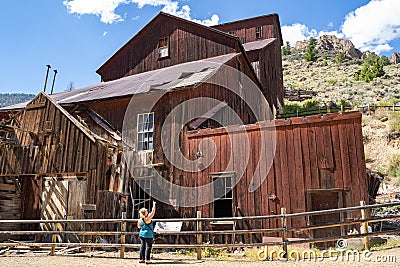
[283,100,302,114]
[388,154,400,177]
[302,99,320,109]
[389,112,400,132]
[335,51,346,65]
[337,99,352,108]
[355,53,386,82]
[377,98,400,107]
[283,99,322,115]
[326,79,338,85]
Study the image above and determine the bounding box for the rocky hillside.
[283,35,400,106]
[283,35,400,192]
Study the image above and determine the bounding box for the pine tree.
[282,41,291,56]
[304,37,318,62]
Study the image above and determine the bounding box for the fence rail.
[1,201,400,259]
[278,103,400,118]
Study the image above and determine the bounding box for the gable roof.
[96,12,241,76]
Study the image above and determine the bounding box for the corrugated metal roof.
[1,53,238,110]
[242,38,276,51]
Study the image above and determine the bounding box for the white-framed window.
[255,26,263,39]
[133,178,152,218]
[137,112,154,151]
[158,36,169,58]
[211,173,234,218]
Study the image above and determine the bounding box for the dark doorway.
[306,190,345,248]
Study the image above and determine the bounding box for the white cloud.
[63,0,127,24]
[341,0,400,53]
[327,22,333,28]
[365,44,393,54]
[63,0,219,25]
[103,31,108,37]
[281,23,317,46]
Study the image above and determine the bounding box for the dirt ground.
[1,247,399,267]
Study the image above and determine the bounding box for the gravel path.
[0,247,399,267]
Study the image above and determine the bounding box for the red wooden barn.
[0,12,368,242]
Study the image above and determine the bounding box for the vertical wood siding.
[181,111,368,236]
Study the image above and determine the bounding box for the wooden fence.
[0,201,400,260]
[278,103,400,118]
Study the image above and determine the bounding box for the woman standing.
[137,201,156,264]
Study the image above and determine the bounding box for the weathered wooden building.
[0,12,369,242]
[180,111,368,239]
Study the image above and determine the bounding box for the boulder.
[391,52,400,64]
[294,35,362,58]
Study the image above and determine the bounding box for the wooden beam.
[26,102,46,110]
[0,183,16,191]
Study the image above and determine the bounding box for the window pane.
[138,133,143,142]
[149,113,154,122]
[226,189,232,199]
[138,142,143,151]
[138,123,143,132]
[138,114,143,124]
[213,178,224,199]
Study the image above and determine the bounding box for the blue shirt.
[139,218,154,238]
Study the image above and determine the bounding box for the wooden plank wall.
[0,177,21,237]
[259,42,284,109]
[0,93,110,215]
[212,14,281,44]
[182,111,368,235]
[99,15,237,82]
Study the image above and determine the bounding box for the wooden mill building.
[0,12,368,242]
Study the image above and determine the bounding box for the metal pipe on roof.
[43,64,51,92]
[50,69,58,95]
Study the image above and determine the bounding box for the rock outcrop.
[391,52,400,64]
[295,35,362,58]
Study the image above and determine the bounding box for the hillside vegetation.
[282,35,400,190]
[0,93,35,108]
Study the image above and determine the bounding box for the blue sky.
[1,0,399,95]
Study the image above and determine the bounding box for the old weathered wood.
[181,112,368,240]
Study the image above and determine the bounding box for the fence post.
[360,201,370,250]
[341,104,344,112]
[281,208,288,260]
[50,222,57,256]
[197,211,202,260]
[120,212,127,258]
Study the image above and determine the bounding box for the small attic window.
[228,31,236,36]
[255,26,263,39]
[158,36,169,59]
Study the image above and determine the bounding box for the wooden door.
[307,191,342,247]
